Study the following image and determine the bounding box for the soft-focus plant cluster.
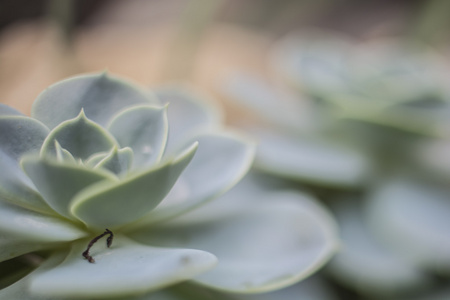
[0,73,338,299]
[221,30,450,299]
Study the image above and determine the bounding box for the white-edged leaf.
[108,105,168,168]
[367,178,450,274]
[71,142,198,229]
[21,155,117,219]
[32,72,158,129]
[40,110,118,160]
[130,131,255,227]
[327,198,430,296]
[29,236,217,299]
[131,185,338,293]
[0,200,86,243]
[0,250,67,299]
[0,116,50,212]
[94,146,133,177]
[254,130,370,187]
[0,104,24,117]
[156,87,222,154]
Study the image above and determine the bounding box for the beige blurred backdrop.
[0,0,447,115]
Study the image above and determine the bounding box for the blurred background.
[2,1,450,299]
[2,0,449,113]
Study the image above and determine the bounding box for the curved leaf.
[21,156,117,219]
[227,275,338,300]
[254,130,370,188]
[131,131,255,226]
[0,154,49,213]
[108,105,168,168]
[131,187,338,293]
[367,178,450,274]
[71,142,198,229]
[156,87,223,153]
[32,72,158,129]
[136,276,338,300]
[416,140,450,178]
[29,236,217,299]
[54,141,76,163]
[0,235,58,264]
[327,198,430,296]
[40,110,118,160]
[0,116,49,160]
[0,200,86,243]
[0,199,86,263]
[0,250,67,299]
[85,151,109,167]
[94,146,133,177]
[0,116,50,212]
[0,103,23,117]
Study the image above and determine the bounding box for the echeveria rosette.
[0,73,338,299]
[219,35,450,297]
[272,30,450,137]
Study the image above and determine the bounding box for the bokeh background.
[2,1,450,299]
[2,0,449,113]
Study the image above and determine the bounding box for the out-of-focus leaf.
[367,178,450,274]
[327,198,430,296]
[254,130,370,188]
[131,184,337,293]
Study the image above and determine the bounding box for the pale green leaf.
[85,151,109,167]
[54,141,76,163]
[0,116,49,162]
[156,87,222,153]
[94,146,133,177]
[29,236,217,299]
[0,251,67,300]
[0,103,23,116]
[137,276,338,300]
[108,105,168,168]
[0,235,58,264]
[0,200,86,243]
[226,275,338,300]
[40,110,118,160]
[131,187,338,293]
[71,142,198,229]
[254,130,370,187]
[21,155,116,219]
[327,198,430,296]
[0,198,87,262]
[32,72,158,129]
[0,116,50,212]
[367,178,450,274]
[131,131,255,226]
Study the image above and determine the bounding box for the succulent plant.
[220,31,450,299]
[273,30,450,137]
[0,73,338,299]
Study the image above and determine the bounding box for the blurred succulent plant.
[221,30,450,299]
[0,73,338,299]
[273,30,450,137]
